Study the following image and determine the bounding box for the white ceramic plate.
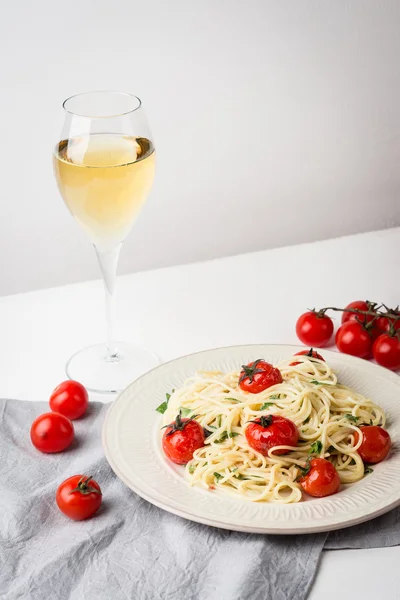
[103,344,400,534]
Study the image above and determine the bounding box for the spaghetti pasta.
[163,355,385,503]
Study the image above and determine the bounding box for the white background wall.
[1,0,399,296]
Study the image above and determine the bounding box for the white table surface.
[2,227,399,599]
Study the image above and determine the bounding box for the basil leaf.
[309,440,323,455]
[180,407,192,418]
[234,474,249,480]
[188,465,196,474]
[310,380,333,386]
[155,389,175,414]
[364,467,373,475]
[214,472,223,481]
[345,414,360,423]
[214,431,240,443]
[225,397,240,403]
[260,402,274,410]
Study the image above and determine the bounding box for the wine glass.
[53,91,159,393]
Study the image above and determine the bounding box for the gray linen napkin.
[0,400,398,600]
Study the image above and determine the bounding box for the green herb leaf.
[303,416,310,424]
[327,445,335,453]
[364,467,373,475]
[217,415,222,428]
[234,474,249,480]
[188,465,196,474]
[214,431,240,443]
[345,414,360,423]
[156,389,175,414]
[180,407,192,418]
[214,472,223,482]
[309,440,323,455]
[269,394,280,400]
[310,380,333,386]
[225,397,240,403]
[260,402,274,410]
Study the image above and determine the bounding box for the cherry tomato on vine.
[162,412,205,464]
[335,321,372,358]
[372,333,400,371]
[239,360,283,394]
[49,380,89,420]
[30,412,74,453]
[56,475,102,520]
[341,300,375,325]
[354,425,391,464]
[371,315,400,341]
[296,311,334,347]
[299,458,340,497]
[290,348,325,366]
[245,415,299,456]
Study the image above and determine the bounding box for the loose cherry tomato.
[30,412,74,453]
[49,380,89,420]
[245,415,299,456]
[290,348,325,366]
[239,360,283,394]
[56,475,102,520]
[354,425,391,464]
[341,300,375,325]
[162,413,205,465]
[299,458,340,497]
[372,333,400,371]
[335,321,372,358]
[296,311,334,348]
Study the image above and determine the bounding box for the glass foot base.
[65,342,160,394]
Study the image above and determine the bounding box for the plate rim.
[102,343,400,534]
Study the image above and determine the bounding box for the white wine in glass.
[53,92,158,393]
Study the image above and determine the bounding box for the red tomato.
[371,315,400,341]
[30,412,74,453]
[239,360,283,394]
[245,415,299,456]
[299,458,340,497]
[49,380,89,420]
[290,348,325,366]
[335,321,372,358]
[56,475,102,520]
[162,413,205,464]
[354,425,391,464]
[296,311,334,348]
[341,300,375,325]
[372,334,400,371]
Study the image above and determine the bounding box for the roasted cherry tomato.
[290,348,325,366]
[372,333,400,371]
[354,425,392,464]
[341,300,376,325]
[245,415,299,456]
[49,380,89,420]
[30,412,74,453]
[296,311,334,347]
[239,360,283,394]
[335,321,372,358]
[56,475,102,520]
[299,458,340,497]
[162,412,205,465]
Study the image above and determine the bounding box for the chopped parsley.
[364,467,373,475]
[214,472,223,482]
[260,402,274,410]
[188,465,196,474]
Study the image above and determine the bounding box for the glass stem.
[95,244,122,360]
